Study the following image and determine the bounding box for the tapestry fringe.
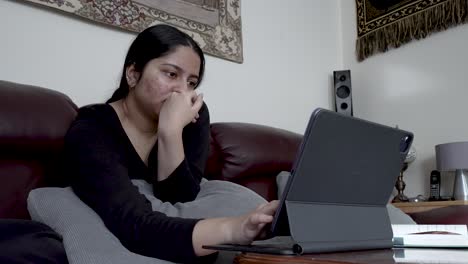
[356,0,468,62]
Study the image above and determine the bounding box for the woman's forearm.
[157,128,184,181]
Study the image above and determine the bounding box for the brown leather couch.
[0,80,301,220]
[1,80,467,226]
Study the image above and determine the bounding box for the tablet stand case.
[278,109,410,254]
[284,201,393,254]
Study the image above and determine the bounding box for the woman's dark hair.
[107,24,205,103]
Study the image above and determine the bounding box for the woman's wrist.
[192,217,236,256]
[158,124,183,138]
[221,216,238,244]
[222,215,248,244]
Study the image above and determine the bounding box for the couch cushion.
[27,179,266,264]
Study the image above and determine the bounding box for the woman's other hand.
[230,200,279,244]
[192,200,280,256]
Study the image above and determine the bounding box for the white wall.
[0,0,342,135]
[340,1,468,198]
[0,0,133,105]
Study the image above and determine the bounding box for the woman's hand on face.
[228,200,279,245]
[158,90,203,134]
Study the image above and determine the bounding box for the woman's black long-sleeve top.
[63,103,210,263]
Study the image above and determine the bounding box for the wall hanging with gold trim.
[356,0,468,62]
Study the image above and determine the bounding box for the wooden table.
[233,248,468,264]
[392,200,468,214]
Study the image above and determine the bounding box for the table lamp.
[435,141,468,200]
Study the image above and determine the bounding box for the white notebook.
[392,224,468,248]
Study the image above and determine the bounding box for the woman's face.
[129,45,201,119]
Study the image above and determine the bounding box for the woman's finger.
[255,203,267,211]
[192,93,203,112]
[248,213,273,226]
[256,200,279,216]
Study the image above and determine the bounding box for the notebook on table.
[203,108,414,255]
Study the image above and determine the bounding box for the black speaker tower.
[333,70,353,116]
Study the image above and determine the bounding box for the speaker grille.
[336,85,350,99]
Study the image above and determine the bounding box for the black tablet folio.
[203,108,413,255]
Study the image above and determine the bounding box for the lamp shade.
[436,141,468,171]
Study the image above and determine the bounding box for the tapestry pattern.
[19,0,243,63]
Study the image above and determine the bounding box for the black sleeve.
[65,118,201,263]
[153,103,210,203]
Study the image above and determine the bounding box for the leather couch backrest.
[0,80,78,219]
[206,122,302,201]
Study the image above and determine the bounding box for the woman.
[64,24,278,263]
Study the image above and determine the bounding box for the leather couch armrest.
[0,80,78,219]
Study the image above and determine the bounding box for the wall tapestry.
[19,0,243,63]
[356,0,468,61]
